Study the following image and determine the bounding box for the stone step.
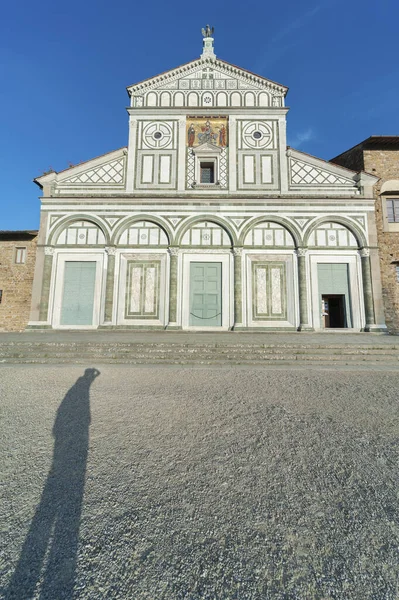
[0,342,398,352]
[0,357,397,368]
[0,341,398,365]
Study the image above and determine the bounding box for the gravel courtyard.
[1,365,399,599]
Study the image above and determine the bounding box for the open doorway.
[321,295,347,328]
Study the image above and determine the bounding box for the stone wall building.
[332,137,399,332]
[0,231,38,331]
[28,30,386,332]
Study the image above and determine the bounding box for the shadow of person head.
[84,367,101,382]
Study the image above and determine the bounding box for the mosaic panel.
[186,117,228,148]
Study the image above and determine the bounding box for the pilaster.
[167,246,181,329]
[104,247,116,323]
[38,247,54,322]
[360,248,386,331]
[232,247,243,328]
[296,248,313,331]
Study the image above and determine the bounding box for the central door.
[189,262,222,327]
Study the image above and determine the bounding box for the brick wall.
[363,150,399,332]
[0,234,38,331]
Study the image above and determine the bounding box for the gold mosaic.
[186,117,228,148]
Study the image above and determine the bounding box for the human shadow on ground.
[5,367,100,600]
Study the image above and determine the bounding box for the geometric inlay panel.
[62,158,125,185]
[290,158,354,186]
[181,221,231,246]
[244,222,295,247]
[308,222,358,247]
[242,121,273,149]
[56,220,106,245]
[118,221,168,246]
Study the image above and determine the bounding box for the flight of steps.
[0,340,398,367]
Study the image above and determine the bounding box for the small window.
[200,162,215,184]
[386,199,399,223]
[0,290,3,304]
[15,247,26,264]
[396,266,399,283]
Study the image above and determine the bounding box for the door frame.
[181,252,232,331]
[309,253,364,330]
[116,251,168,327]
[51,252,105,329]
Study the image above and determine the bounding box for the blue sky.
[1,0,398,229]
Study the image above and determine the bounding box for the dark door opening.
[321,294,347,328]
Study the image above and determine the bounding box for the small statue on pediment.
[201,25,214,38]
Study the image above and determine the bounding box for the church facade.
[29,31,386,332]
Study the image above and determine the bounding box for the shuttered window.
[386,199,399,223]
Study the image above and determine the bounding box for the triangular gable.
[127,58,287,99]
[288,149,357,189]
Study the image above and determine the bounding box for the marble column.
[39,247,54,322]
[168,247,180,327]
[360,248,376,330]
[104,247,116,323]
[233,247,243,328]
[297,248,312,330]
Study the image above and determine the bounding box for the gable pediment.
[127,58,287,108]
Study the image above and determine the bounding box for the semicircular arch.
[175,215,237,246]
[48,215,110,246]
[238,216,302,247]
[111,215,172,246]
[303,216,366,248]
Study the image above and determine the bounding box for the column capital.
[105,246,117,256]
[44,246,55,256]
[168,246,180,257]
[296,247,308,257]
[232,246,243,257]
[359,247,370,258]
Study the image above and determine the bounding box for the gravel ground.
[1,365,399,599]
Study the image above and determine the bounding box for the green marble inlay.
[252,261,287,321]
[125,260,161,320]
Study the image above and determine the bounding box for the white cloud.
[289,128,315,148]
